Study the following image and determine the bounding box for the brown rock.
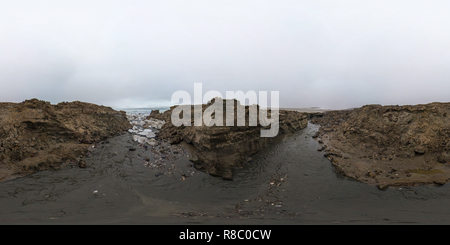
[78,159,87,168]
[313,102,450,188]
[0,99,131,182]
[149,98,307,179]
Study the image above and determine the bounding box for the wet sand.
[3,123,450,224]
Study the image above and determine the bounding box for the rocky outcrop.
[313,102,450,189]
[148,109,171,121]
[149,98,307,179]
[0,99,131,181]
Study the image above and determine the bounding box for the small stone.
[147,138,157,146]
[414,146,426,154]
[376,184,388,191]
[78,159,87,168]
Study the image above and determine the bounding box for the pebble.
[127,112,164,145]
[78,159,87,168]
[137,129,155,138]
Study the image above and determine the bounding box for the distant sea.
[118,107,170,115]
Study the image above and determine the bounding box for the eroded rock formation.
[313,102,450,189]
[0,99,131,181]
[149,98,307,179]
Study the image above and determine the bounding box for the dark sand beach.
[3,122,450,224]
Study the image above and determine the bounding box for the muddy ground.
[4,123,450,224]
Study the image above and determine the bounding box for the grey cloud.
[1,0,450,109]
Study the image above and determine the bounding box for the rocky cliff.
[313,102,450,189]
[149,98,307,179]
[0,99,131,181]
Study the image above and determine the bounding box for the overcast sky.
[1,0,450,109]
